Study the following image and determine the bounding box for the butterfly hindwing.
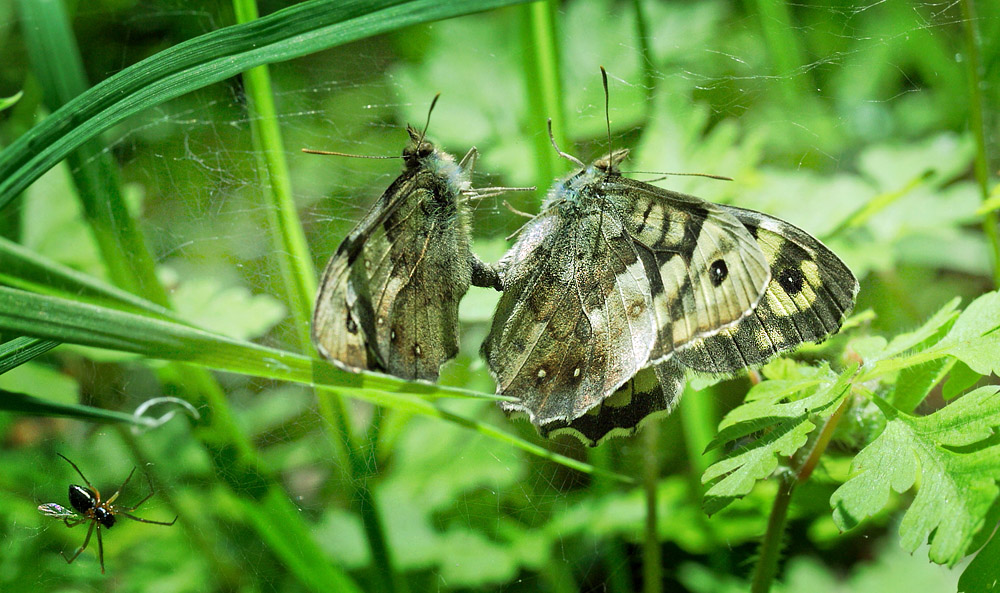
[543,358,685,446]
[313,126,495,381]
[675,206,858,373]
[604,176,771,361]
[485,206,658,425]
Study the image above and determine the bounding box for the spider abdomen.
[68,485,96,514]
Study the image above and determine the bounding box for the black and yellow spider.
[38,453,177,573]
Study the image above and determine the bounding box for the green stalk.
[631,0,656,121]
[15,3,362,589]
[746,0,810,107]
[117,425,245,591]
[750,394,852,593]
[680,387,721,477]
[16,0,164,302]
[233,0,316,343]
[960,0,1000,287]
[520,0,567,202]
[589,446,633,593]
[232,2,406,588]
[642,421,662,593]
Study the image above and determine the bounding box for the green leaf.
[702,369,853,514]
[938,291,1000,376]
[705,365,848,451]
[943,361,982,401]
[877,296,960,362]
[831,387,1000,565]
[958,528,1000,593]
[171,277,286,341]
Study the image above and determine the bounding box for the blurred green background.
[0,0,997,591]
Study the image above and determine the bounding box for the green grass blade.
[0,286,625,481]
[0,336,59,374]
[519,0,566,202]
[0,235,176,320]
[16,0,164,301]
[0,0,532,211]
[0,388,149,425]
[0,91,22,112]
[232,1,403,590]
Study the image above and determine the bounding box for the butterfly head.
[592,148,630,177]
[403,125,437,165]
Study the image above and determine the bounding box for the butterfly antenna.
[419,93,441,145]
[629,171,733,182]
[601,66,615,173]
[547,119,586,169]
[300,148,400,159]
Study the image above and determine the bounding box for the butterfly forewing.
[606,178,771,361]
[675,206,858,373]
[312,128,488,382]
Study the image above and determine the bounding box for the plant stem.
[750,393,852,593]
[960,0,1000,287]
[520,0,566,203]
[233,2,403,590]
[643,421,662,593]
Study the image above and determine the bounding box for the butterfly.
[311,97,510,381]
[481,70,858,445]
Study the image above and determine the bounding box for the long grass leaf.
[0,336,59,374]
[0,0,532,210]
[0,286,626,481]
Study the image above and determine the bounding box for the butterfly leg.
[459,147,479,175]
[470,256,502,291]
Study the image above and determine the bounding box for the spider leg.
[58,453,96,493]
[96,524,105,574]
[63,516,86,528]
[121,512,177,526]
[105,467,136,506]
[61,520,94,565]
[118,472,155,512]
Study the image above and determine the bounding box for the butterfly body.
[312,126,496,381]
[484,149,856,445]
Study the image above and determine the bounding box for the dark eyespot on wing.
[710,260,728,286]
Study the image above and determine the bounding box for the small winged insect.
[482,68,857,445]
[38,453,177,573]
[309,95,529,381]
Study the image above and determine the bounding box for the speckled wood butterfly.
[482,70,858,445]
[311,97,510,381]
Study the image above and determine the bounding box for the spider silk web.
[0,0,990,591]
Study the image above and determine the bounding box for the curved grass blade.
[0,286,626,482]
[0,0,531,210]
[0,388,149,425]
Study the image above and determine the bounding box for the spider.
[38,453,177,573]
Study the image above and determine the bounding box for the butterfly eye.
[415,143,433,158]
[709,260,729,286]
[778,267,805,294]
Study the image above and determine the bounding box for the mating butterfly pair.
[311,81,857,445]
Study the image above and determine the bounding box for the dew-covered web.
[2,0,992,590]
